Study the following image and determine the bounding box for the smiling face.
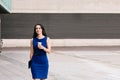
[33,24,47,38]
[35,25,42,35]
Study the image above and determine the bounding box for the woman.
[29,24,51,80]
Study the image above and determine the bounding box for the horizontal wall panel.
[1,13,120,39]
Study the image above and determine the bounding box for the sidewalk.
[0,47,120,80]
[0,47,56,80]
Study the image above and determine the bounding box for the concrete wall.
[2,13,120,39]
[2,0,120,47]
[2,13,120,47]
[12,0,120,13]
[3,39,120,47]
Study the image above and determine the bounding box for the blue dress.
[31,36,49,79]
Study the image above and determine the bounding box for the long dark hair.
[32,24,47,38]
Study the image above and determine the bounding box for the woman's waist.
[33,53,46,56]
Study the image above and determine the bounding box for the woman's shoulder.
[31,37,37,40]
[30,38,36,42]
[30,38,33,42]
[46,36,51,42]
[30,38,33,44]
[46,36,50,39]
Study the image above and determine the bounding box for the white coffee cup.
[38,42,42,45]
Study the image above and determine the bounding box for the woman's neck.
[37,34,44,39]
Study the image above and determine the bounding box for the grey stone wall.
[1,13,120,39]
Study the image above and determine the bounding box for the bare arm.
[30,39,34,60]
[38,37,51,54]
[44,37,51,53]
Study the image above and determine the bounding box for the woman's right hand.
[38,42,42,49]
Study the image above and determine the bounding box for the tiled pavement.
[0,47,120,80]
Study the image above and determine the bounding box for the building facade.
[1,0,120,47]
[0,0,11,51]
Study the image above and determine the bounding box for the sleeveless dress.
[31,36,49,79]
